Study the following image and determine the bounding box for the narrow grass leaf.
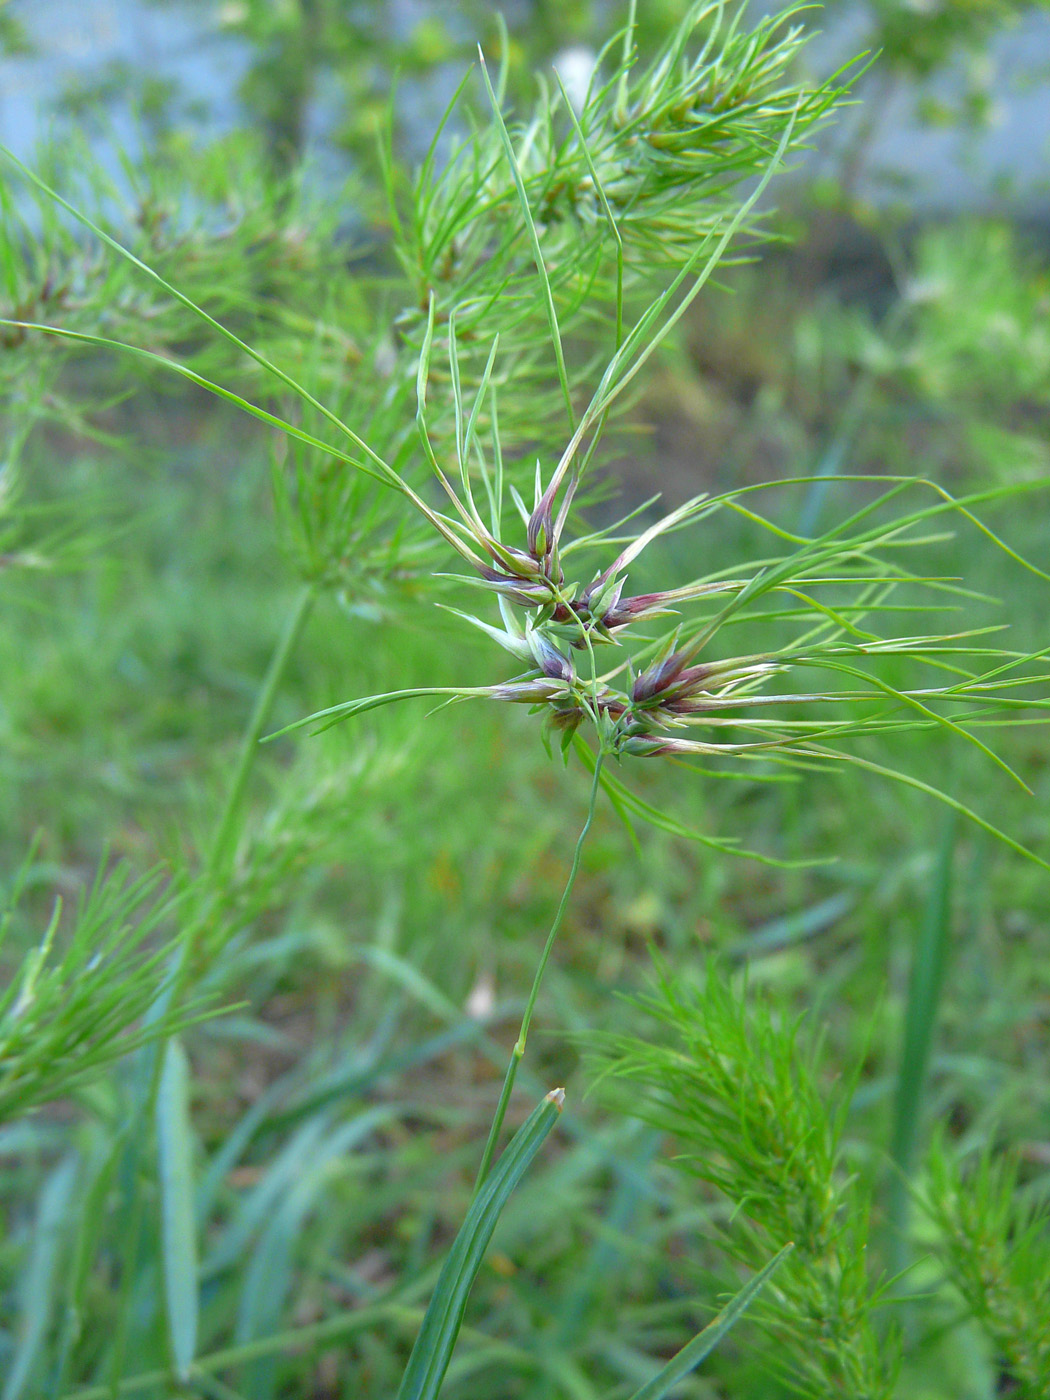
[463,336,499,467]
[807,747,1050,870]
[2,316,486,567]
[50,1144,123,1400]
[589,105,799,420]
[0,319,391,487]
[237,1108,397,1400]
[477,51,575,428]
[157,1037,198,1380]
[396,1089,565,1400]
[625,1244,794,1400]
[204,1115,329,1278]
[554,70,624,347]
[575,741,821,869]
[802,656,1033,792]
[2,1155,77,1400]
[264,686,490,740]
[63,1286,437,1400]
[887,814,956,1273]
[728,891,855,960]
[0,150,402,488]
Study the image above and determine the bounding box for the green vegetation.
[1,3,1048,1397]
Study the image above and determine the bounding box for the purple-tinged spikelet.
[492,677,571,704]
[479,567,555,608]
[631,650,713,706]
[527,497,555,563]
[528,632,575,682]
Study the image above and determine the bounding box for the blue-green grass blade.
[49,1143,122,1400]
[887,815,957,1274]
[3,1155,78,1400]
[625,1244,794,1400]
[236,1108,398,1399]
[63,1287,437,1400]
[157,1037,199,1380]
[728,891,856,960]
[204,1116,329,1279]
[554,1125,661,1344]
[343,944,463,1023]
[396,1089,564,1400]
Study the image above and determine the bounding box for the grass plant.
[598,967,896,1397]
[0,3,1048,1397]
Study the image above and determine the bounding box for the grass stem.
[209,582,317,879]
[473,752,604,1194]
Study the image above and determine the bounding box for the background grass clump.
[1,3,1050,1398]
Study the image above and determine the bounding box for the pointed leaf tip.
[546,1087,566,1111]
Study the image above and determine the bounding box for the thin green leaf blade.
[0,319,391,487]
[625,1244,794,1400]
[887,814,957,1273]
[477,51,575,429]
[2,1155,78,1400]
[263,686,491,741]
[0,149,402,489]
[807,747,1050,871]
[236,1108,397,1400]
[396,1089,564,1400]
[156,1037,198,1381]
